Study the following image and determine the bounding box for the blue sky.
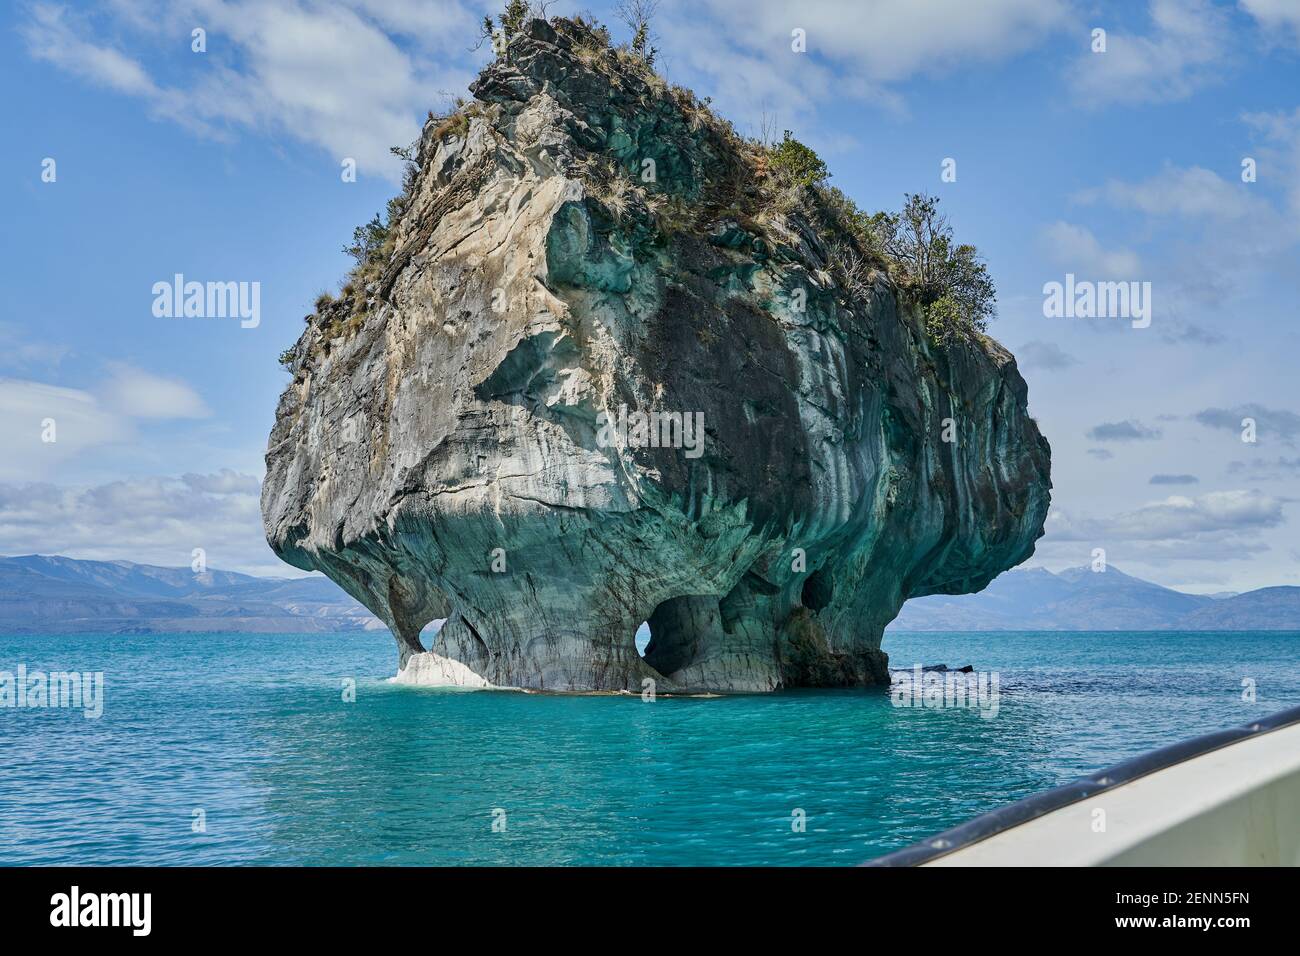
[3,0,1299,590]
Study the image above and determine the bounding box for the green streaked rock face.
[261,17,1051,692]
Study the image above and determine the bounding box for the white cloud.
[1042,534,1273,567]
[1043,489,1286,544]
[23,3,160,96]
[182,469,261,494]
[100,363,211,419]
[0,366,211,480]
[1042,221,1142,277]
[346,0,481,48]
[1114,490,1285,539]
[1069,0,1230,106]
[0,472,281,576]
[21,0,479,181]
[696,0,1068,82]
[1070,161,1299,304]
[1076,165,1266,222]
[0,379,133,481]
[658,0,1067,130]
[1242,107,1300,217]
[1240,0,1300,44]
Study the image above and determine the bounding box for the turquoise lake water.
[1,629,1296,865]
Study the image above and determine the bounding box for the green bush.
[923,295,967,345]
[769,131,828,188]
[342,214,388,269]
[870,193,994,342]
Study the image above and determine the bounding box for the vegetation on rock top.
[280,1,996,371]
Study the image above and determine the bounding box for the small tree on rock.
[870,193,995,343]
[343,214,388,268]
[617,0,660,65]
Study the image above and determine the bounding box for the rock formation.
[262,18,1052,692]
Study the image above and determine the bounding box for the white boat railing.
[866,703,1300,867]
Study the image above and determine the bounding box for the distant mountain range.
[889,566,1300,631]
[0,555,381,634]
[4,555,1297,636]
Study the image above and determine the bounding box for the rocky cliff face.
[262,18,1051,692]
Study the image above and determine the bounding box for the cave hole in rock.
[801,569,835,612]
[640,594,717,676]
[635,621,651,657]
